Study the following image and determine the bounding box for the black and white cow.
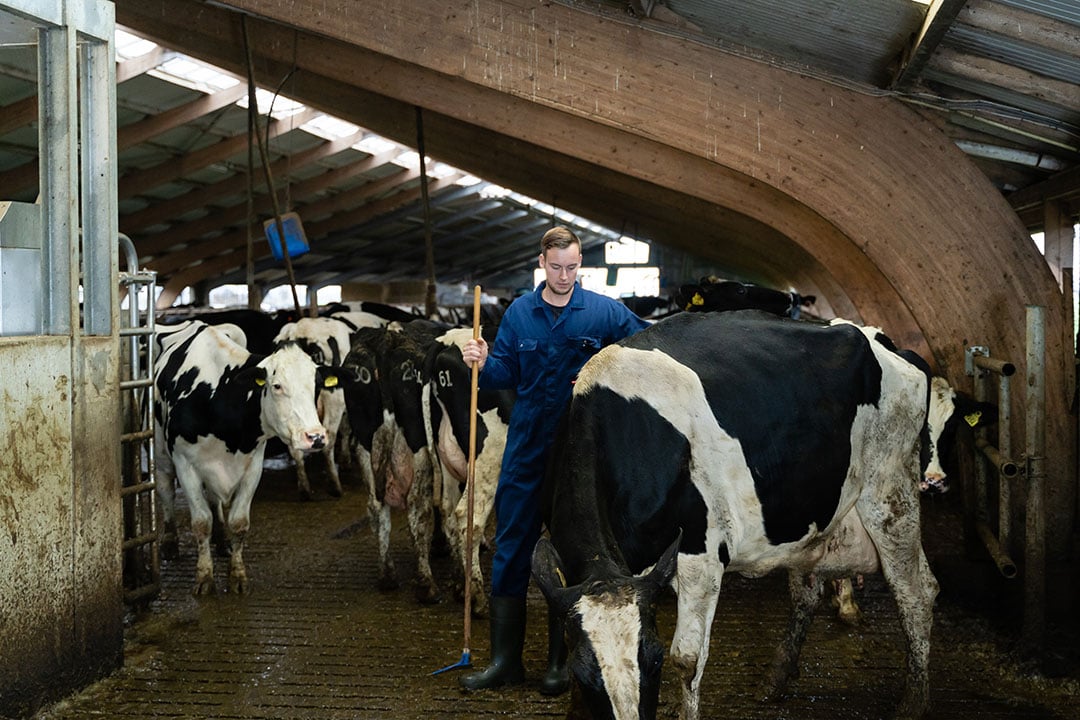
[341,320,449,603]
[424,326,515,617]
[674,276,816,318]
[533,310,992,720]
[154,320,336,595]
[273,312,386,499]
[157,307,301,355]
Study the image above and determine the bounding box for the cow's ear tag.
[255,377,266,387]
[964,411,982,427]
[555,567,567,588]
[691,292,704,307]
[324,375,339,388]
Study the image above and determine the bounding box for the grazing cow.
[533,310,993,720]
[154,320,335,595]
[424,326,515,617]
[341,320,449,603]
[674,276,816,318]
[274,312,386,499]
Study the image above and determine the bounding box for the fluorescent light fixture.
[454,174,484,186]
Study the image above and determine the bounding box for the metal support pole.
[966,348,1018,575]
[1022,305,1046,653]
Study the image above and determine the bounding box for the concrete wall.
[0,336,123,717]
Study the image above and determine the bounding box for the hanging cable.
[415,106,438,319]
[241,15,303,318]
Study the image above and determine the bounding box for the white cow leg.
[832,577,862,624]
[323,430,343,497]
[188,500,216,596]
[861,495,938,720]
[452,478,490,617]
[291,446,313,500]
[227,531,249,594]
[225,459,262,594]
[156,453,179,560]
[669,554,721,720]
[374,504,398,590]
[764,569,825,701]
[406,453,441,604]
[362,449,399,591]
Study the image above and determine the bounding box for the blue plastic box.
[264,212,310,260]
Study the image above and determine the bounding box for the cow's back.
[566,310,924,569]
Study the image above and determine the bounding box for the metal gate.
[119,233,160,605]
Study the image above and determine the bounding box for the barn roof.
[0,0,1076,304]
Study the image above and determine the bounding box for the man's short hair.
[540,226,581,255]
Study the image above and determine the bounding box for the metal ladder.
[119,233,160,605]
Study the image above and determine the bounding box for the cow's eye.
[272,383,283,391]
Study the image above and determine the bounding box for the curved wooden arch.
[120,0,1073,547]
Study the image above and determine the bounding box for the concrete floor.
[30,462,1080,720]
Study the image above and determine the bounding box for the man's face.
[539,245,582,297]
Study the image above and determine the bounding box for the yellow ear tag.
[964,411,982,427]
[255,377,266,387]
[691,292,704,306]
[324,375,339,388]
[555,567,567,588]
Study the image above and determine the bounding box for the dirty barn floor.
[33,462,1080,720]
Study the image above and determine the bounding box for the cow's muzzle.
[920,474,949,494]
[300,430,327,451]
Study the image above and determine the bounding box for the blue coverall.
[479,281,650,597]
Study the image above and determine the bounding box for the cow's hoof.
[192,578,216,596]
[327,484,343,499]
[837,606,863,625]
[230,575,249,594]
[415,583,443,605]
[298,487,313,502]
[161,537,180,561]
[892,687,929,720]
[471,594,489,618]
[377,572,400,592]
[758,661,798,703]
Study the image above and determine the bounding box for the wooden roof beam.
[137,144,403,257]
[118,83,248,150]
[120,128,365,233]
[118,107,319,200]
[891,0,968,90]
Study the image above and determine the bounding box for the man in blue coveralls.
[459,226,650,694]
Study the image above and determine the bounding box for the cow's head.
[532,535,679,720]
[254,344,335,451]
[922,376,998,493]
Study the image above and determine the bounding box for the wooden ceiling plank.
[118,106,319,200]
[928,46,1080,114]
[118,83,249,150]
[0,95,37,137]
[116,46,168,83]
[1008,164,1080,213]
[960,0,1080,58]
